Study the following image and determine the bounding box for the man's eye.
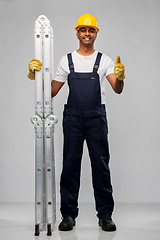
[80,28,86,32]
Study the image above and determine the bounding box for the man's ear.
[76,32,79,40]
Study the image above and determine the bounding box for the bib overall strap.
[93,52,102,73]
[67,53,74,73]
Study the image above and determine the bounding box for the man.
[28,13,125,232]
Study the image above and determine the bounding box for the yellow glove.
[114,56,125,81]
[27,58,42,80]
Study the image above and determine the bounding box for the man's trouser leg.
[85,106,114,218]
[60,108,84,219]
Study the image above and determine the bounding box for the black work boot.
[99,214,116,231]
[58,214,76,231]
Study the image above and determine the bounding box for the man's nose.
[85,30,90,35]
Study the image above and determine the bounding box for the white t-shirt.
[54,50,114,104]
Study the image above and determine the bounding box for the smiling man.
[28,13,125,232]
[52,13,125,232]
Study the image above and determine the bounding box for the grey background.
[0,0,159,204]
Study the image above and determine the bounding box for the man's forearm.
[114,79,124,94]
[107,73,124,94]
[51,85,55,98]
[51,80,65,98]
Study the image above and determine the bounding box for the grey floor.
[0,203,159,240]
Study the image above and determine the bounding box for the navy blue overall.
[60,52,114,219]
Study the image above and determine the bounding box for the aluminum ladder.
[31,15,57,236]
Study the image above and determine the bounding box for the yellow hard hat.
[75,13,100,32]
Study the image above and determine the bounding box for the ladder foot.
[47,223,52,236]
[34,224,40,236]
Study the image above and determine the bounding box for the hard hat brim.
[75,25,100,33]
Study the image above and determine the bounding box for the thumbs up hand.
[114,56,125,81]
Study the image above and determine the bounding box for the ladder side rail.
[51,126,56,225]
[32,116,43,232]
[51,28,54,114]
[45,122,54,233]
[35,22,43,118]
[34,19,44,233]
[43,20,55,234]
[50,28,56,225]
[43,24,52,118]
[44,115,57,232]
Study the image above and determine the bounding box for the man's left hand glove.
[114,56,125,81]
[27,58,42,80]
